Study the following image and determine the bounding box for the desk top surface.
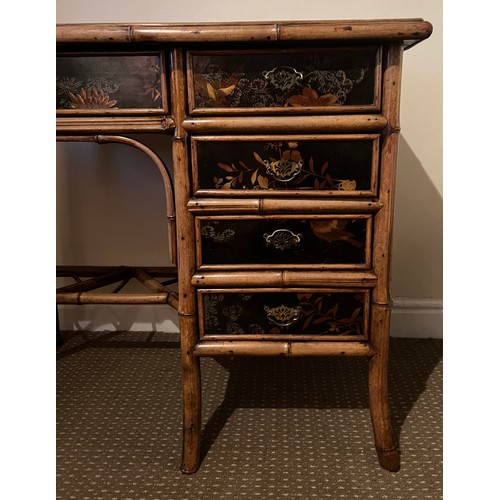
[56,19,432,48]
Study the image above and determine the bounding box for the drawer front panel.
[56,52,167,112]
[199,289,369,340]
[197,216,371,268]
[187,47,381,113]
[193,135,378,196]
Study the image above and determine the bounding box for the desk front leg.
[179,313,202,473]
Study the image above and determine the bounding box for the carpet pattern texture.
[57,332,442,499]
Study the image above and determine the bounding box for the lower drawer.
[196,215,371,269]
[198,288,369,341]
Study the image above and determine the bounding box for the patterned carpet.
[57,332,442,499]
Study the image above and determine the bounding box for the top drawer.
[187,47,382,115]
[56,52,168,114]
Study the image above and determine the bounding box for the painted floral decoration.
[68,87,118,109]
[285,86,339,107]
[213,141,357,191]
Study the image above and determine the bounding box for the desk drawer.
[192,135,379,196]
[199,288,369,340]
[56,52,168,113]
[197,215,371,269]
[187,47,381,114]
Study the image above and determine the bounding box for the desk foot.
[180,464,200,475]
[377,448,401,472]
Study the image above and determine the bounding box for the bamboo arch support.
[56,135,179,339]
[57,134,177,264]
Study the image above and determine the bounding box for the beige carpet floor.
[57,332,442,499]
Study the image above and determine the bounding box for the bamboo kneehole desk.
[56,19,432,473]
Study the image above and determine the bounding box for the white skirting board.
[57,304,181,334]
[57,296,443,339]
[390,297,443,339]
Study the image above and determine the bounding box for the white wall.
[56,1,442,337]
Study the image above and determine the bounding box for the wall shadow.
[392,135,443,299]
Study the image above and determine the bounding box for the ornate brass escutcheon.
[261,66,304,90]
[263,229,302,250]
[263,158,303,182]
[264,304,302,327]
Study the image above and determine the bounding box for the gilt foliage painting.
[195,139,375,192]
[56,54,164,110]
[191,48,378,110]
[202,291,366,337]
[200,218,368,266]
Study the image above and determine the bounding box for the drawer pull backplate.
[263,229,303,250]
[262,66,304,90]
[263,158,304,182]
[264,304,302,327]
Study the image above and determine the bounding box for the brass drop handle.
[262,66,304,90]
[263,229,302,250]
[264,304,302,327]
[263,158,303,182]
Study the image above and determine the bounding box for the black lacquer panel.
[194,137,377,194]
[198,217,368,267]
[56,53,165,110]
[201,290,367,337]
[189,47,380,112]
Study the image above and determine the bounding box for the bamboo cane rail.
[187,198,383,214]
[182,115,387,134]
[56,266,179,309]
[193,340,375,357]
[191,271,378,288]
[56,19,432,46]
[56,116,175,134]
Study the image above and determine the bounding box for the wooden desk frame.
[56,19,433,474]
